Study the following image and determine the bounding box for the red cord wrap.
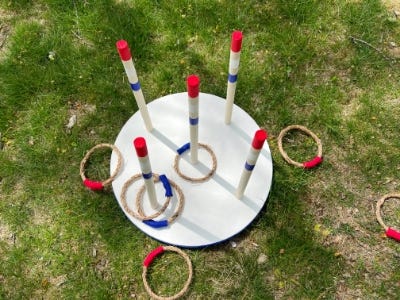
[386,228,400,241]
[303,156,323,169]
[83,179,104,190]
[143,246,164,267]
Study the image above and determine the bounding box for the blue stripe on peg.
[130,81,141,91]
[142,172,153,180]
[189,117,199,125]
[228,73,238,83]
[245,162,255,171]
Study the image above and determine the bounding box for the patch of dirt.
[383,0,400,61]
[382,0,400,12]
[388,44,400,59]
[0,4,50,61]
[228,229,264,255]
[0,8,14,60]
[31,208,52,226]
[306,144,400,298]
[0,24,10,49]
[342,88,364,119]
[0,222,15,247]
[66,101,96,133]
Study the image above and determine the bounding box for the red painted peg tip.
[252,129,268,150]
[143,246,164,267]
[386,227,400,241]
[116,40,131,61]
[231,31,243,52]
[187,75,200,98]
[133,137,148,157]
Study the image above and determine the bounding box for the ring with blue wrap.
[120,173,184,228]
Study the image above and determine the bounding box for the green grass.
[1,0,400,298]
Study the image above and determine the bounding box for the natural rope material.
[136,178,184,225]
[142,245,193,300]
[376,194,400,242]
[277,125,323,169]
[80,143,123,190]
[120,173,184,226]
[376,193,400,226]
[174,143,217,182]
[120,173,170,221]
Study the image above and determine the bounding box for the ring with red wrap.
[142,245,193,300]
[277,125,323,169]
[80,143,123,191]
[376,194,400,242]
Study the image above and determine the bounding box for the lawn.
[1,0,400,299]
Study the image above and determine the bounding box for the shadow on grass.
[199,161,343,298]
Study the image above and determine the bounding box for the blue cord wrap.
[142,174,173,228]
[245,162,255,171]
[228,73,238,83]
[130,81,141,91]
[143,220,169,228]
[176,143,190,155]
[159,174,173,197]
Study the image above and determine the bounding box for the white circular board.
[111,92,273,248]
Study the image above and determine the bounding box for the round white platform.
[111,92,273,248]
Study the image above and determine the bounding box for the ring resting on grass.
[142,245,193,300]
[277,125,323,169]
[120,173,184,228]
[174,142,217,182]
[376,193,400,242]
[80,143,123,191]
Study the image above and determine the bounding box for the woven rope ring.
[277,125,323,169]
[120,173,184,228]
[136,179,184,226]
[142,245,193,300]
[376,193,400,241]
[80,143,123,190]
[174,143,217,182]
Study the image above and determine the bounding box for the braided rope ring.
[376,193,400,242]
[277,125,323,169]
[120,173,171,221]
[142,245,193,300]
[136,178,185,226]
[174,143,217,182]
[80,143,123,190]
